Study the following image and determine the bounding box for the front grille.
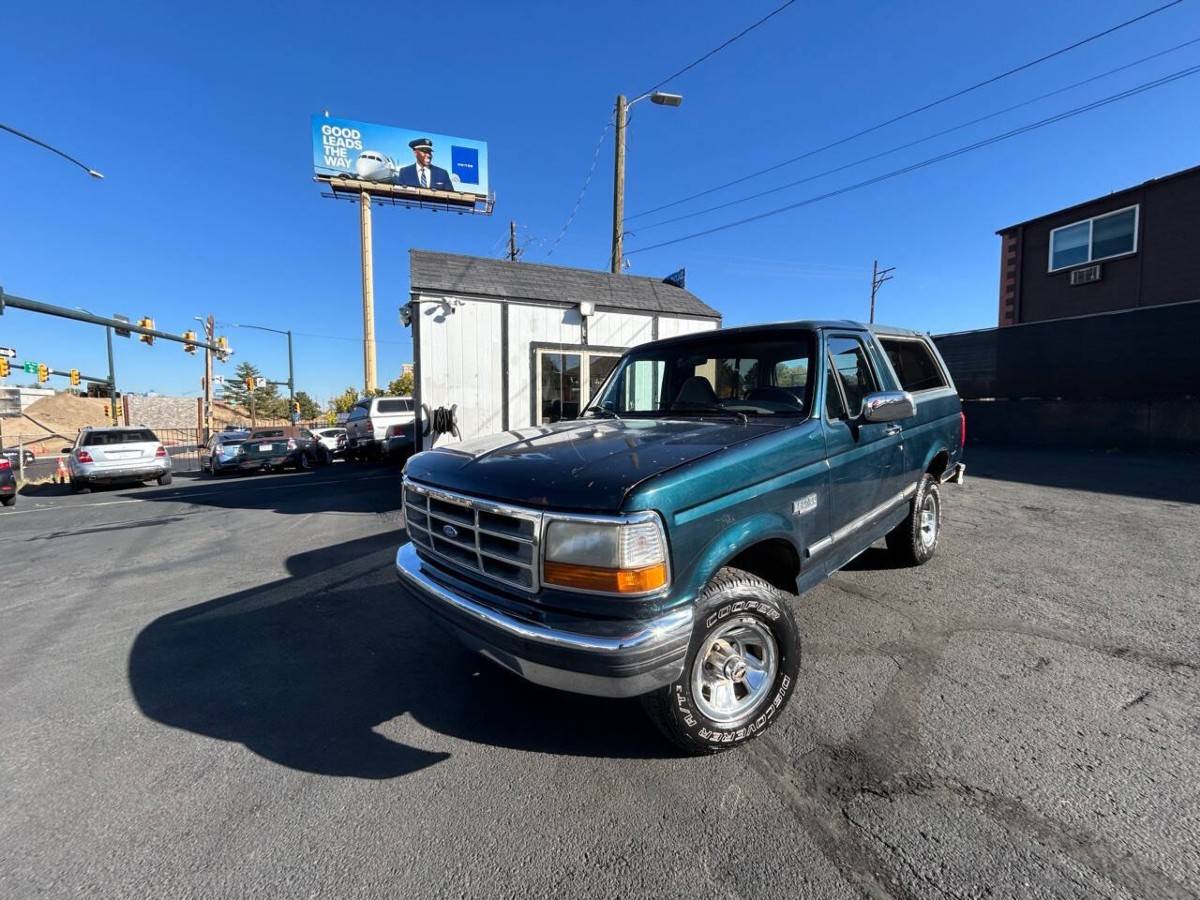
[404,480,542,592]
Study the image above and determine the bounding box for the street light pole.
[230,322,295,418]
[105,325,117,426]
[0,122,105,179]
[609,91,683,275]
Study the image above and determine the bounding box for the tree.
[385,371,414,396]
[330,386,360,415]
[221,361,283,417]
[294,391,320,420]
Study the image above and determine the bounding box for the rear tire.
[1,496,15,507]
[641,567,800,755]
[71,479,90,494]
[157,473,173,486]
[885,473,940,566]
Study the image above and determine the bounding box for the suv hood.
[404,417,784,512]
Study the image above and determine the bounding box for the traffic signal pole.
[105,324,117,426]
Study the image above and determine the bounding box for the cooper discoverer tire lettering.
[641,566,800,754]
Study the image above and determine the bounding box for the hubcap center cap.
[723,657,748,681]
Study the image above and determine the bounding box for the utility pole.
[610,94,628,274]
[359,191,378,394]
[870,260,895,324]
[508,220,522,262]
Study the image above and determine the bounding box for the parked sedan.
[313,427,347,457]
[1,447,35,468]
[236,427,328,473]
[65,427,172,492]
[200,430,250,475]
[0,457,16,506]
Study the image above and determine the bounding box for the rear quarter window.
[879,338,948,392]
[375,399,412,413]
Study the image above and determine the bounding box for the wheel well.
[927,450,950,480]
[725,539,800,595]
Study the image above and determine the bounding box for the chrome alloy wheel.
[691,617,778,725]
[919,492,939,549]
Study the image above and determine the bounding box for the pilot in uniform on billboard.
[396,138,455,190]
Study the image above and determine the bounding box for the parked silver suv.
[65,427,173,492]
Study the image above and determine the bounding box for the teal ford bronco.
[396,322,965,753]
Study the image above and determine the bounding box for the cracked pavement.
[1,449,1197,898]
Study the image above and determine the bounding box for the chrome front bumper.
[394,542,693,698]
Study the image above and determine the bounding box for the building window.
[1048,205,1138,272]
[536,349,622,424]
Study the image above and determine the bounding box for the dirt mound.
[2,394,111,454]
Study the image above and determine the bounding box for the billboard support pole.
[359,191,378,395]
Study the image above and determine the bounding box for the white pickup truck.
[344,396,416,459]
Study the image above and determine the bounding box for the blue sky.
[2,0,1197,403]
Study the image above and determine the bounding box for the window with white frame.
[1048,205,1138,272]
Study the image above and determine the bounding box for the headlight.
[543,517,669,595]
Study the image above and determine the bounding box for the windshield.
[589,330,815,418]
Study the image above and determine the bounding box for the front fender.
[680,510,798,603]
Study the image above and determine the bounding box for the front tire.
[157,472,173,486]
[641,567,800,754]
[886,473,941,566]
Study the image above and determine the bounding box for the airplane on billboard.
[353,150,400,182]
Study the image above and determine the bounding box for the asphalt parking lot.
[1,449,1197,899]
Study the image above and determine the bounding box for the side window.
[827,336,879,416]
[879,338,948,392]
[824,363,848,420]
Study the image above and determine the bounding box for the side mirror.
[861,391,915,423]
[61,447,72,454]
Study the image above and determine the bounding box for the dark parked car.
[395,321,965,753]
[1,447,35,468]
[0,457,16,506]
[236,427,329,473]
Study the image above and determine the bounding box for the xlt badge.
[792,494,818,516]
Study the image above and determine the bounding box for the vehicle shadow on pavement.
[966,445,1200,504]
[127,529,671,779]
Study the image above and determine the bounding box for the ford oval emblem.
[442,524,459,539]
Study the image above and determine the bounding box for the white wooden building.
[408,250,721,450]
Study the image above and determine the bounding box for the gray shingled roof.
[409,250,720,319]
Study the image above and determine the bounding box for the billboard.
[312,115,489,199]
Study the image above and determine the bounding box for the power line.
[636,34,1200,232]
[625,62,1200,257]
[544,122,611,257]
[638,0,800,97]
[627,0,1186,221]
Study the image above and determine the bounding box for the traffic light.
[138,318,155,345]
[182,330,197,355]
[103,403,110,417]
[216,336,230,361]
[37,363,49,383]
[0,359,8,378]
[292,401,301,417]
[69,368,80,386]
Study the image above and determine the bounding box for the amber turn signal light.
[543,561,668,594]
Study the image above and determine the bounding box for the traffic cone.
[55,456,70,485]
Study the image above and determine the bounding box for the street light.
[228,322,295,418]
[1,123,104,179]
[611,90,684,273]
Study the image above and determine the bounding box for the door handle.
[884,424,903,437]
